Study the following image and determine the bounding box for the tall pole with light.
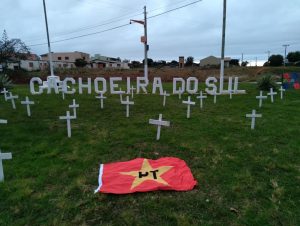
[130,6,149,81]
[283,44,289,67]
[219,0,227,93]
[42,0,54,77]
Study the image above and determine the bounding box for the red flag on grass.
[95,157,197,194]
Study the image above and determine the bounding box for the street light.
[42,0,59,90]
[130,6,149,82]
[283,44,289,67]
[219,0,226,93]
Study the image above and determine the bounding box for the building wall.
[200,56,220,67]
[41,51,90,62]
[200,56,231,67]
[91,61,129,69]
[20,60,40,71]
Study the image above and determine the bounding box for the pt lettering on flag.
[95,157,197,194]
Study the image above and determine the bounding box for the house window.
[117,64,121,67]
[63,64,67,68]
[58,64,62,68]
[83,57,86,60]
[109,63,112,67]
[65,57,69,60]
[29,62,33,67]
[58,57,62,60]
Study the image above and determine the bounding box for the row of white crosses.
[1,88,35,116]
[0,119,12,182]
[59,99,79,138]
[248,86,286,130]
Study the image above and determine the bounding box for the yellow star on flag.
[120,159,173,189]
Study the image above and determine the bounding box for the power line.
[148,0,202,19]
[28,0,203,47]
[28,23,130,47]
[26,0,193,44]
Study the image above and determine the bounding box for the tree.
[130,61,141,68]
[142,58,154,67]
[241,61,249,67]
[75,58,88,67]
[287,51,300,63]
[169,60,178,67]
[0,30,30,66]
[229,59,240,66]
[185,56,194,66]
[269,55,283,67]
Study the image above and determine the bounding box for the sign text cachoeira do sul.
[29,76,245,95]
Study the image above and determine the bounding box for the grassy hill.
[0,83,299,225]
[9,66,300,84]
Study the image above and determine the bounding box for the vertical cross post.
[21,96,35,117]
[246,109,262,130]
[256,91,267,108]
[196,91,207,109]
[69,99,79,118]
[149,114,170,140]
[0,149,12,182]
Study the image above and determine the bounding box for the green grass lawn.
[0,83,299,226]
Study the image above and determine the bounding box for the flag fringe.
[94,164,103,194]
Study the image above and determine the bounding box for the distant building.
[39,51,90,69]
[200,56,231,68]
[179,56,184,68]
[90,54,129,69]
[41,51,90,62]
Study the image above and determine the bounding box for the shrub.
[257,74,278,91]
[0,74,12,91]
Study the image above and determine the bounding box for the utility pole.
[42,0,54,77]
[130,6,148,81]
[219,0,226,93]
[144,6,148,81]
[241,53,244,66]
[283,44,289,67]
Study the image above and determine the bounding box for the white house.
[200,56,231,67]
[90,54,130,69]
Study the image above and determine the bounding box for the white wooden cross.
[178,89,183,99]
[69,99,79,118]
[256,91,267,108]
[0,119,8,124]
[267,88,277,103]
[121,96,134,117]
[196,91,207,109]
[6,92,18,109]
[61,89,65,100]
[1,88,9,101]
[279,86,285,100]
[149,114,170,140]
[0,149,12,182]
[246,109,262,130]
[212,91,219,104]
[182,96,195,119]
[128,86,136,99]
[119,88,125,102]
[59,111,76,138]
[229,89,234,99]
[21,96,35,117]
[161,91,170,107]
[95,92,106,109]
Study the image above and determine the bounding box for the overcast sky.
[1,0,299,64]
